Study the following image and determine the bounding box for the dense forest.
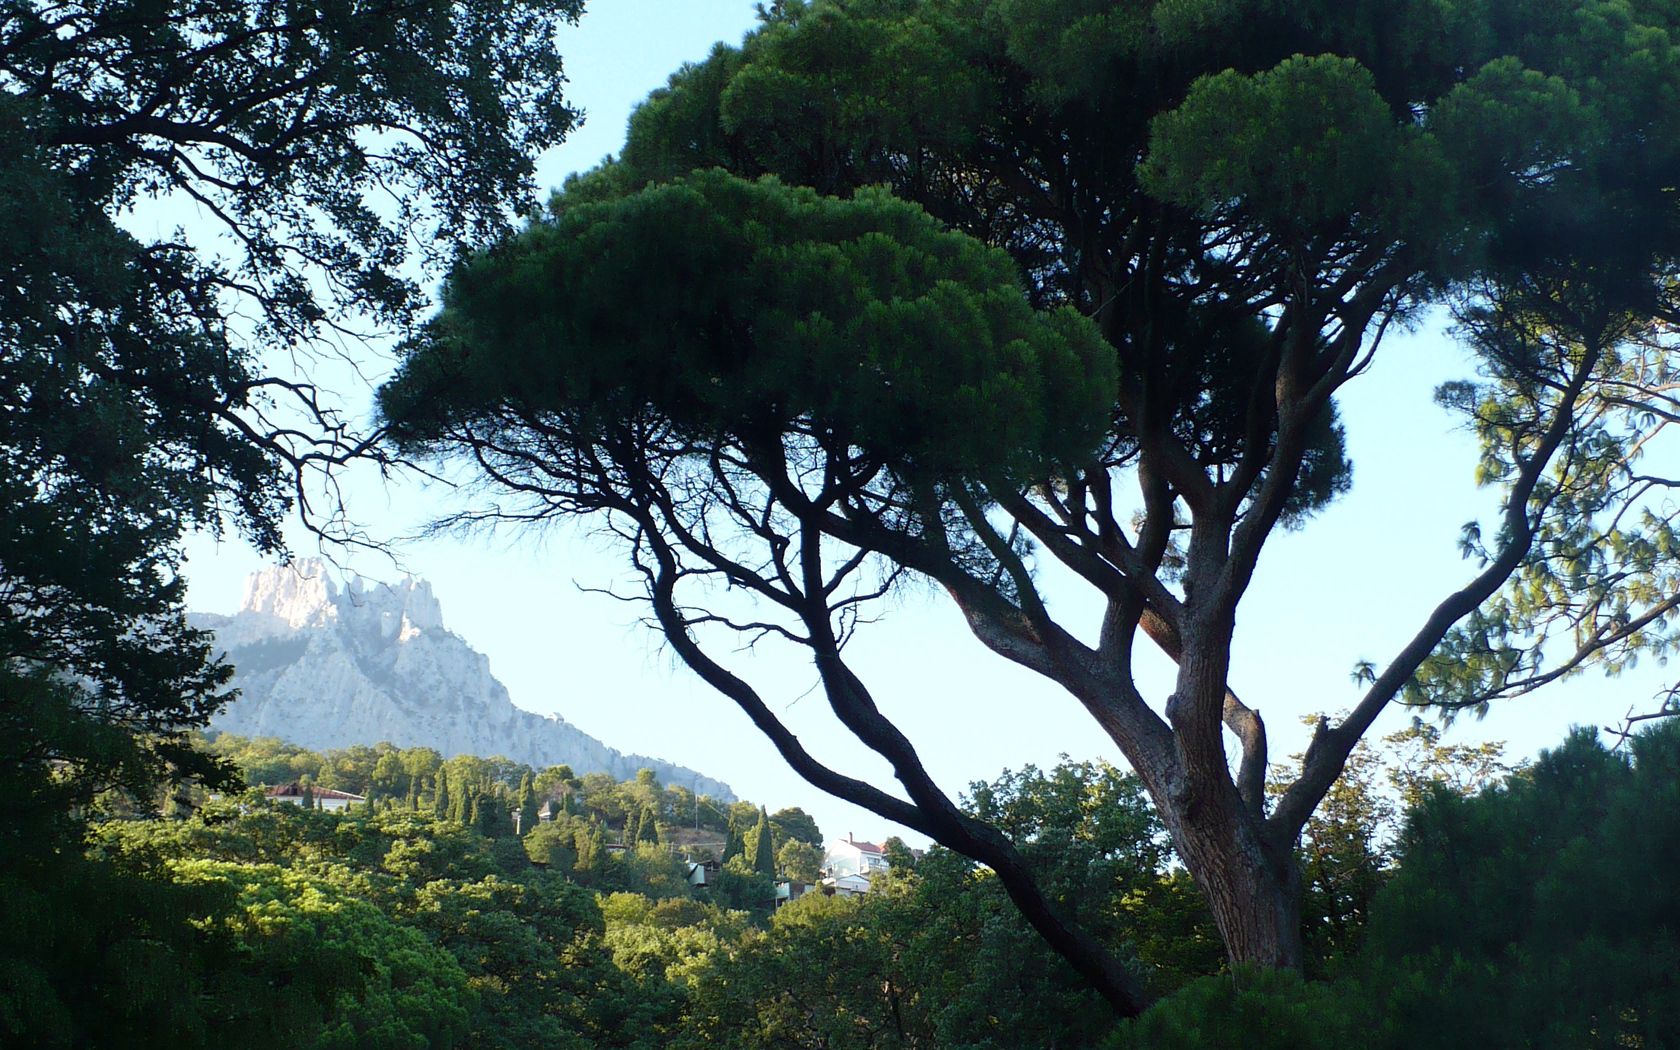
[9,722,1680,1047]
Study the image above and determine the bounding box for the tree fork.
[634,515,1155,1017]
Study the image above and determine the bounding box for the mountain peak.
[344,574,445,640]
[237,560,448,641]
[240,558,338,628]
[202,561,734,800]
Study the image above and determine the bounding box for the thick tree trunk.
[1167,805,1303,968]
[1158,577,1306,970]
[1125,720,1306,972]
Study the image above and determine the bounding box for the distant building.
[773,880,814,908]
[821,872,873,898]
[265,783,365,812]
[686,857,721,888]
[823,833,891,877]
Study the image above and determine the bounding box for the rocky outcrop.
[194,560,734,799]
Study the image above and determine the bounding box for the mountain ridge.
[193,560,735,800]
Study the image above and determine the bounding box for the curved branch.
[789,518,1154,1018]
[1269,340,1602,842]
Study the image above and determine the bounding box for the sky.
[178,0,1669,847]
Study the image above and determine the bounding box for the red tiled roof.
[842,835,884,854]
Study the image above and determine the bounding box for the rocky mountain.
[193,560,734,800]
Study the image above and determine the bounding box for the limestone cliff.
[194,560,734,799]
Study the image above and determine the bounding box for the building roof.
[265,782,365,802]
[838,833,884,854]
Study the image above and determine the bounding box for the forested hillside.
[9,723,1680,1047]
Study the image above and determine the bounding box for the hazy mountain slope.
[193,560,734,799]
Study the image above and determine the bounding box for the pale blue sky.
[181,0,1662,845]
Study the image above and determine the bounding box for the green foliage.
[1291,741,1390,974]
[1400,2,1680,713]
[683,846,1123,1048]
[207,737,449,800]
[721,813,744,866]
[383,167,1117,487]
[1105,968,1364,1050]
[435,766,453,820]
[1,0,584,852]
[768,806,823,848]
[411,873,607,1050]
[522,820,578,872]
[534,764,578,806]
[177,861,476,1050]
[0,843,246,1049]
[30,718,1680,1050]
[638,804,662,845]
[0,25,587,1039]
[1380,719,1517,810]
[708,863,776,914]
[749,807,776,877]
[1357,721,1680,1049]
[81,790,709,1049]
[583,822,613,872]
[966,759,1194,966]
[775,839,823,883]
[1266,716,1521,973]
[1142,54,1450,244]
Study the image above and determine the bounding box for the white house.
[265,783,365,812]
[821,872,873,898]
[823,833,891,877]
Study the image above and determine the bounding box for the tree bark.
[1163,790,1304,968]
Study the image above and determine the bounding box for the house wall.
[271,794,359,812]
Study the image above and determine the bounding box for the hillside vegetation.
[9,722,1680,1047]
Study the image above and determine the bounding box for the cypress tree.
[433,769,450,819]
[517,772,537,837]
[451,779,471,826]
[301,783,315,810]
[490,790,514,838]
[752,806,775,876]
[638,803,659,845]
[722,813,742,864]
[575,820,606,872]
[469,792,484,834]
[406,778,419,811]
[623,808,639,847]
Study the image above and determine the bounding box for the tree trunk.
[1160,586,1306,970]
[1161,786,1304,968]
